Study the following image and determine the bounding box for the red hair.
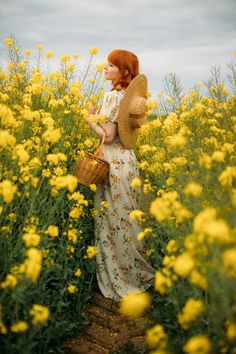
[107,49,140,90]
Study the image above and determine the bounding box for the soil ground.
[63,291,150,354]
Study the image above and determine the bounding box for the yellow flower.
[50,175,78,193]
[60,54,71,63]
[67,284,78,293]
[24,248,42,282]
[154,271,172,295]
[177,298,205,330]
[45,225,59,238]
[100,201,110,209]
[196,82,203,87]
[74,268,82,277]
[166,240,178,253]
[198,153,212,169]
[0,103,19,128]
[146,324,168,349]
[218,166,236,187]
[24,49,31,56]
[189,270,208,290]
[4,38,13,46]
[129,209,145,222]
[46,51,53,59]
[211,150,225,162]
[119,291,151,319]
[11,321,29,333]
[0,274,18,288]
[222,248,236,278]
[29,304,50,325]
[184,182,203,197]
[0,130,16,149]
[96,62,106,73]
[0,180,18,203]
[73,53,80,59]
[89,47,98,55]
[0,321,7,334]
[67,229,77,243]
[193,208,231,244]
[42,127,62,144]
[173,253,195,277]
[131,177,142,189]
[67,245,75,253]
[168,134,187,147]
[84,245,98,259]
[22,231,40,248]
[226,320,236,341]
[183,335,211,354]
[89,184,97,192]
[137,227,153,241]
[36,44,44,51]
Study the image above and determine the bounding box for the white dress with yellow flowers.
[94,89,154,301]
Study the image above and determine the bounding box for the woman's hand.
[101,123,118,144]
[87,102,96,115]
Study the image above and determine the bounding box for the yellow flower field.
[0,36,236,353]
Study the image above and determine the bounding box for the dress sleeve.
[99,91,124,123]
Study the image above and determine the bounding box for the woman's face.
[104,62,120,82]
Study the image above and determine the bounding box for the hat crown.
[129,96,147,115]
[117,74,148,149]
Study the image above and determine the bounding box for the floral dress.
[94,89,154,301]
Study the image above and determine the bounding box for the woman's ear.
[124,69,129,76]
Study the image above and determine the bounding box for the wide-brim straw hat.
[118,74,148,149]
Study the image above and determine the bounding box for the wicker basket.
[74,133,110,187]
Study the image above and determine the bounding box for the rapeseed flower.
[183,335,211,354]
[0,180,18,203]
[173,253,195,278]
[67,284,78,293]
[154,271,172,295]
[184,182,203,197]
[89,47,98,55]
[119,291,151,319]
[4,38,13,46]
[129,209,145,222]
[46,51,53,59]
[225,320,236,341]
[36,44,44,51]
[177,298,205,330]
[22,231,40,248]
[222,248,236,278]
[44,225,59,238]
[11,321,29,333]
[24,248,42,282]
[74,269,82,277]
[29,304,50,325]
[146,324,168,349]
[0,274,17,288]
[84,245,98,259]
[24,49,31,56]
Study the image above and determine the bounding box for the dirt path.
[63,291,149,354]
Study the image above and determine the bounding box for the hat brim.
[118,74,148,149]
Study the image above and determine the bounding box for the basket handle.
[94,131,106,156]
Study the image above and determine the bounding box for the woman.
[86,49,154,301]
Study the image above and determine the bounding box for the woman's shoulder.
[104,89,125,98]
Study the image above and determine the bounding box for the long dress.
[94,88,154,301]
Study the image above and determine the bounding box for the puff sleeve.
[99,90,125,123]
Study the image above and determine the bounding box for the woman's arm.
[86,118,118,144]
[101,122,118,144]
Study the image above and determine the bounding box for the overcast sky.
[0,0,235,95]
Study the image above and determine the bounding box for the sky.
[0,0,235,96]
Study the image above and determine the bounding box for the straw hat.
[117,74,148,149]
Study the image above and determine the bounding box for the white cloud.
[0,0,235,94]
